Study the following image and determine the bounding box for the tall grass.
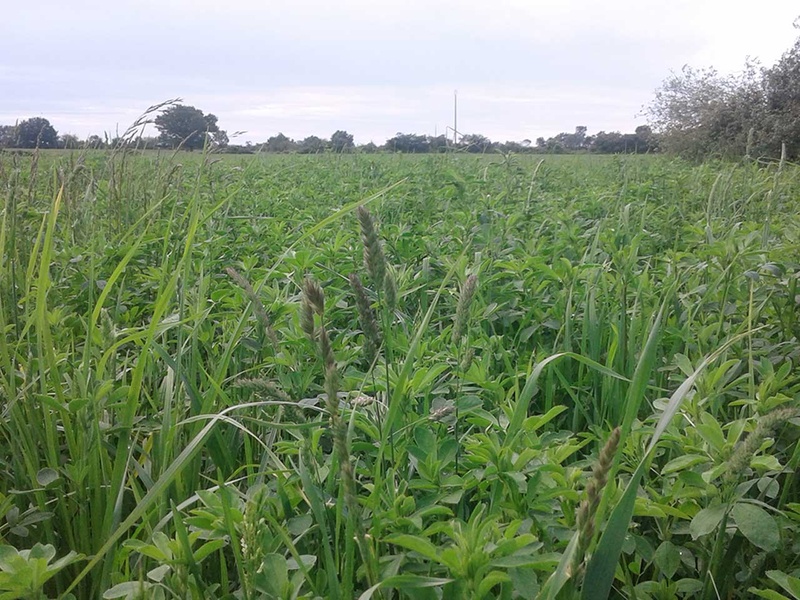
[0,148,798,598]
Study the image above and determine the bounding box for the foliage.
[331,130,355,153]
[12,118,59,149]
[153,104,224,150]
[646,26,800,160]
[0,149,799,599]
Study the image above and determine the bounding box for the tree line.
[0,111,656,155]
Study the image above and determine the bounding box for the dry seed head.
[349,273,381,366]
[452,274,478,345]
[573,427,621,578]
[300,296,316,340]
[357,205,386,290]
[460,347,475,372]
[227,267,279,347]
[303,276,325,315]
[384,268,397,312]
[725,407,799,483]
[234,378,291,402]
[429,404,456,422]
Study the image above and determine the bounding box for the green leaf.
[477,570,511,598]
[147,565,170,582]
[766,570,800,599]
[751,455,782,471]
[103,581,151,599]
[732,503,780,551]
[661,454,708,475]
[749,589,794,600]
[386,534,441,562]
[35,468,59,487]
[255,554,288,597]
[690,504,727,540]
[653,541,681,578]
[358,575,452,600]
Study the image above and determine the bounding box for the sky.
[1,1,798,145]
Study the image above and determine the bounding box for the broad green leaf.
[386,534,441,562]
[661,454,708,475]
[766,570,800,599]
[690,504,727,540]
[358,575,452,600]
[732,503,780,551]
[35,468,59,487]
[653,541,680,578]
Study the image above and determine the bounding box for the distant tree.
[86,134,107,149]
[498,140,533,154]
[154,104,223,150]
[359,141,379,153]
[60,133,81,149]
[297,136,327,154]
[211,130,229,148]
[15,117,58,149]
[265,133,296,153]
[459,133,493,153]
[0,125,15,148]
[330,130,355,153]
[385,133,429,153]
[427,134,449,153]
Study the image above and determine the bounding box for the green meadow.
[0,149,799,599]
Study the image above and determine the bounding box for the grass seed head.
[384,267,397,312]
[226,267,279,347]
[303,276,325,315]
[573,427,621,578]
[357,205,386,290]
[349,272,381,366]
[452,274,478,345]
[725,407,799,484]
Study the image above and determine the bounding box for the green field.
[1,150,799,599]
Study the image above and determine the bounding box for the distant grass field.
[0,149,799,599]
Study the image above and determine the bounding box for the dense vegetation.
[0,149,799,599]
[647,24,800,160]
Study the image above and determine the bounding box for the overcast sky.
[1,1,798,144]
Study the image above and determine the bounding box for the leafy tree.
[359,142,379,153]
[0,125,15,148]
[15,117,58,149]
[86,135,107,149]
[297,136,328,154]
[764,33,800,157]
[330,130,354,153]
[459,133,494,153]
[384,133,429,153]
[60,134,81,149]
[154,104,223,150]
[427,135,450,153]
[265,133,296,153]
